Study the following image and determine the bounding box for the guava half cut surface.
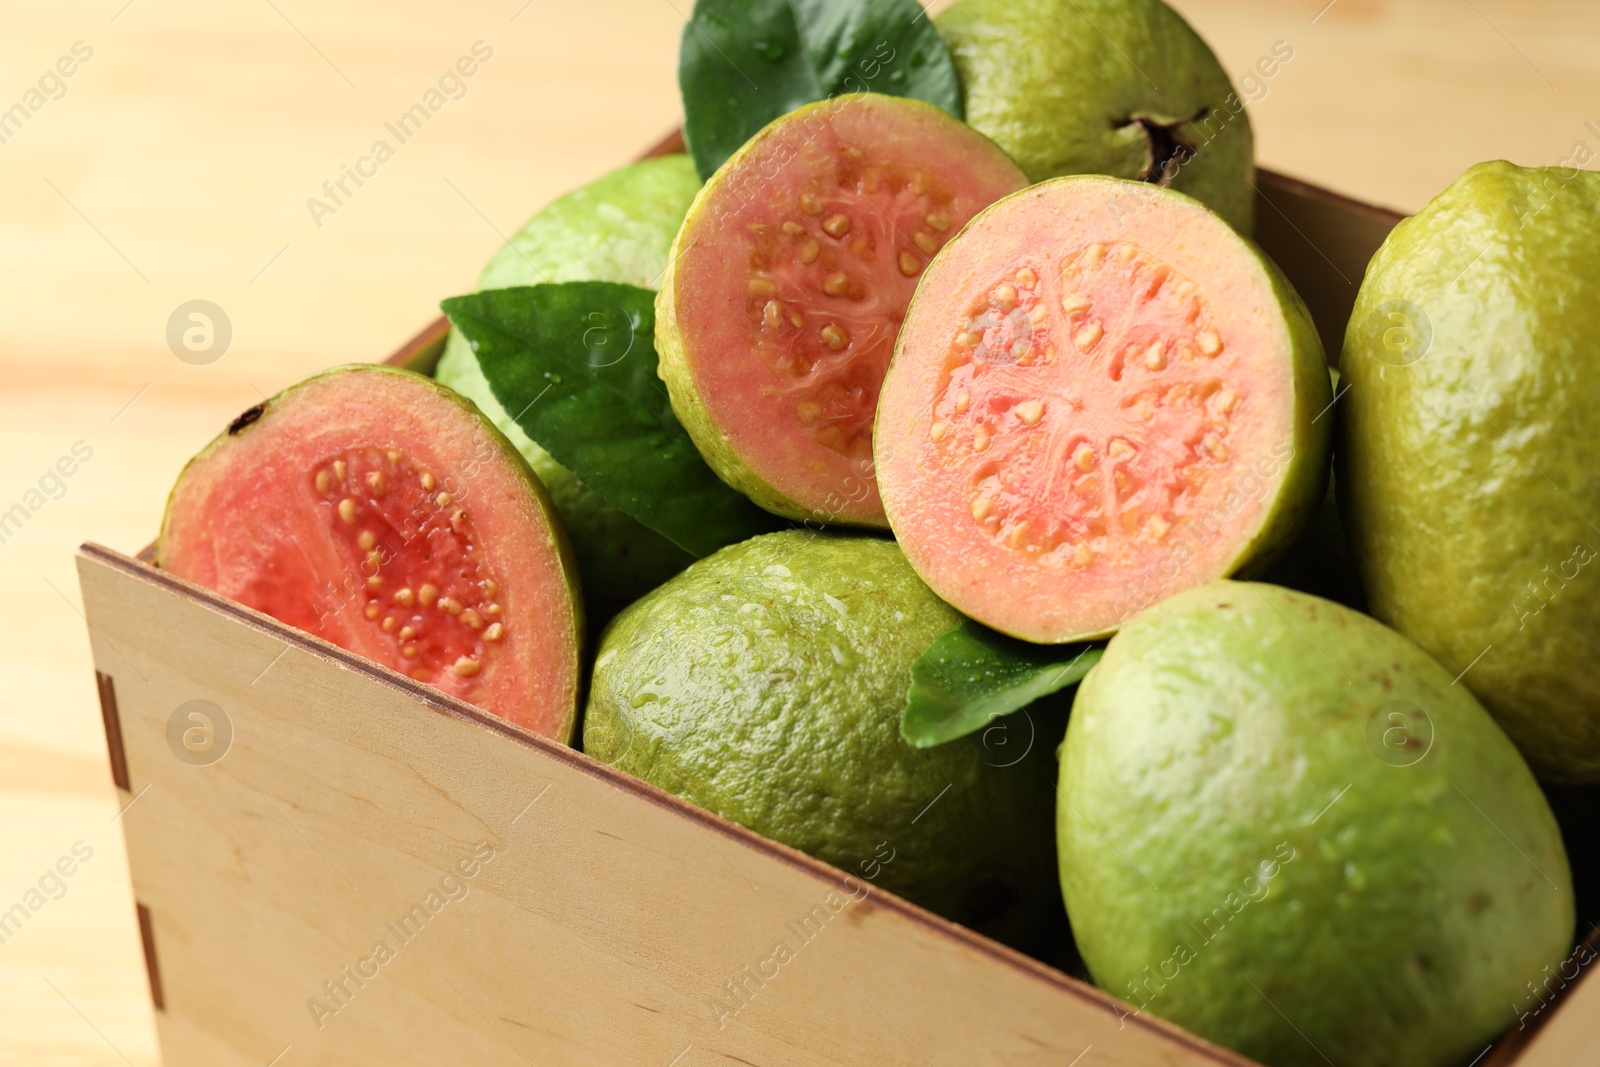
[158,365,583,741]
[877,177,1329,643]
[657,93,1028,527]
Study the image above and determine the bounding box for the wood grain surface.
[4,1,1599,1063]
[77,543,1263,1067]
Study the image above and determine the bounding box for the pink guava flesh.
[665,95,1027,525]
[158,366,582,739]
[878,179,1304,642]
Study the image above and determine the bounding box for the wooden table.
[2,1,1595,1062]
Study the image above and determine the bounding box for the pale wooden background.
[2,1,1596,1063]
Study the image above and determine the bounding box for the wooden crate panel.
[79,544,1246,1067]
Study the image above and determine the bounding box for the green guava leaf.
[679,0,964,180]
[902,619,1104,748]
[442,283,783,558]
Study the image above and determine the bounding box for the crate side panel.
[1493,931,1600,1067]
[388,316,451,374]
[77,548,1244,1067]
[1518,961,1600,1066]
[1253,170,1402,365]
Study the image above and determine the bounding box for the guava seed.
[917,237,1242,564]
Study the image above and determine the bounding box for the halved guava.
[877,177,1330,643]
[435,155,701,628]
[656,94,1028,527]
[158,365,583,740]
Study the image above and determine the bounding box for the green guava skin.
[936,0,1255,234]
[1340,160,1600,784]
[435,155,700,628]
[655,97,873,525]
[1192,193,1332,584]
[584,530,1068,953]
[1059,580,1573,1067]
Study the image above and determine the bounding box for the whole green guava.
[936,0,1256,233]
[435,155,700,628]
[584,530,1068,955]
[1339,159,1600,783]
[1059,580,1573,1067]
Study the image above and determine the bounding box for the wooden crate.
[77,137,1599,1066]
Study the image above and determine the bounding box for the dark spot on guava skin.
[227,403,265,435]
[1122,112,1206,186]
[1466,892,1491,917]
